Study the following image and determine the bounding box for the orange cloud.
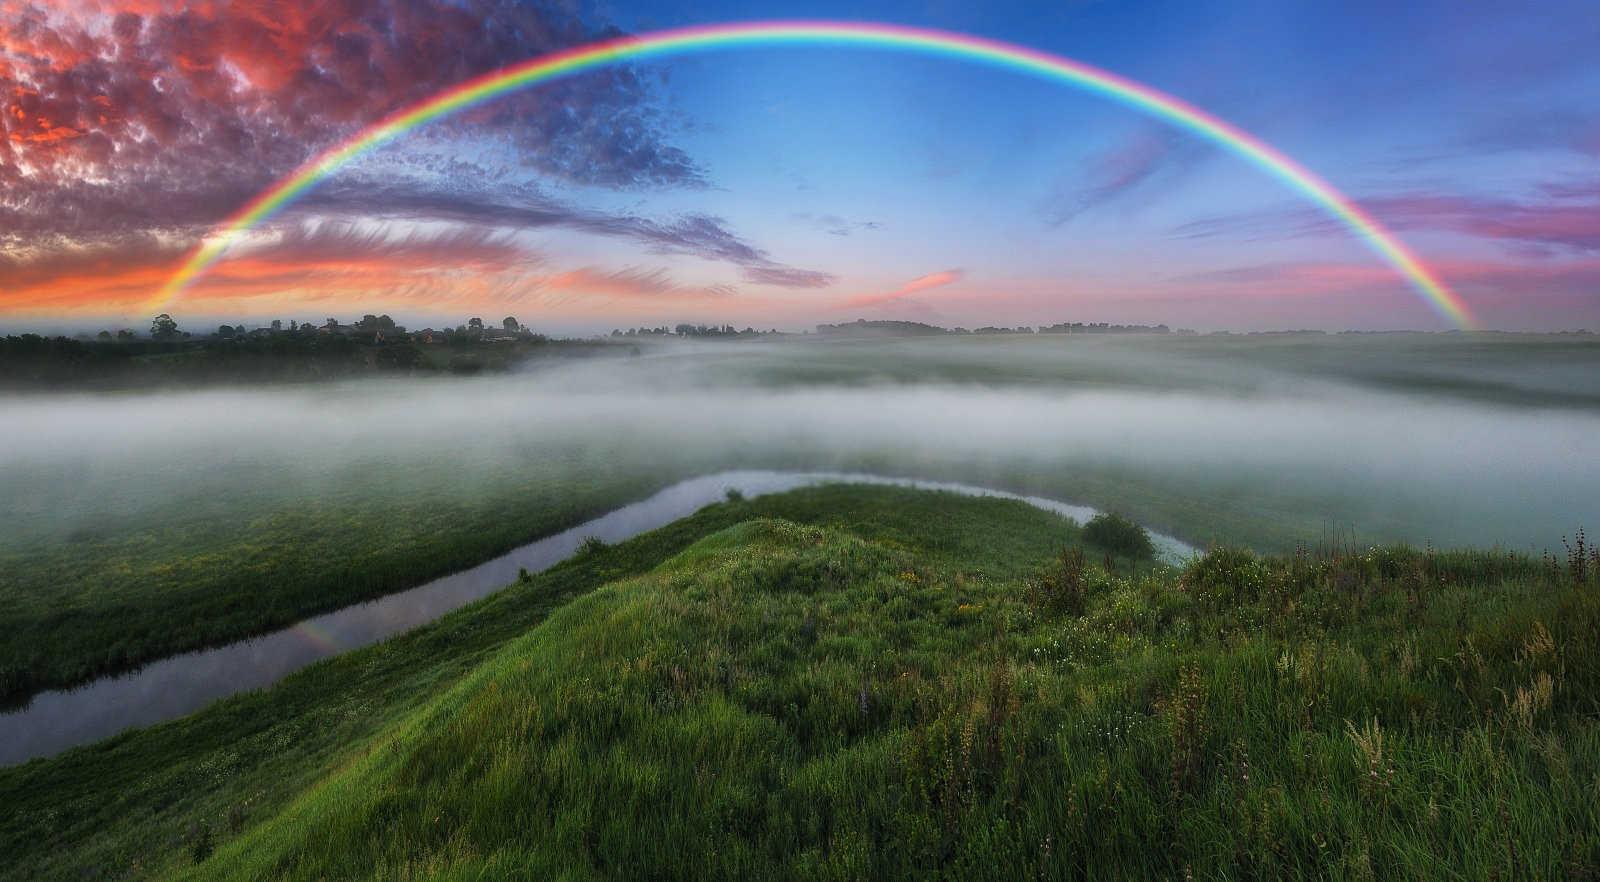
[0,228,746,320]
[0,226,537,316]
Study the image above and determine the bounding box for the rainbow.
[148,21,1476,328]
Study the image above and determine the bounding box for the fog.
[4,335,1598,553]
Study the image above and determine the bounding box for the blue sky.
[3,0,1597,331]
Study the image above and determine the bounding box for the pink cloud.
[1178,191,1600,256]
[540,266,737,301]
[840,269,965,309]
[0,0,698,250]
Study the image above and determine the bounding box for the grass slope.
[164,497,1600,879]
[0,485,1085,881]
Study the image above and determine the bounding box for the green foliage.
[1180,545,1268,604]
[150,313,180,341]
[1083,511,1155,560]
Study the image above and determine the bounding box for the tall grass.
[0,486,1083,881]
[174,510,1600,881]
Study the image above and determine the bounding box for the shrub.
[1565,527,1595,588]
[1029,546,1088,616]
[724,487,745,503]
[1180,546,1267,604]
[577,536,608,556]
[188,822,214,864]
[1084,512,1155,560]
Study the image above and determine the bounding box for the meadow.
[3,484,1596,879]
[2,332,1596,705]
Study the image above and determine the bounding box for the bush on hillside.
[1083,512,1155,559]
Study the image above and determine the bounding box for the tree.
[117,329,135,340]
[467,317,484,332]
[96,330,112,341]
[217,324,236,339]
[150,313,179,340]
[502,316,519,332]
[1083,512,1155,560]
[270,319,282,331]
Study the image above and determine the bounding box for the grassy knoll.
[176,501,1599,880]
[5,485,1593,879]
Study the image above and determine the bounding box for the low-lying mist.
[4,335,1596,552]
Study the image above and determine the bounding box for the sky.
[1,0,1597,333]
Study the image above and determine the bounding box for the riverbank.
[0,471,1191,765]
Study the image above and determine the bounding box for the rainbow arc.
[148,21,1475,328]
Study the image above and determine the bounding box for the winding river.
[0,471,1194,766]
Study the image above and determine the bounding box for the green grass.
[0,485,1088,880]
[6,484,1595,880]
[0,453,682,705]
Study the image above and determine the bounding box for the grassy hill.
[4,485,1598,879]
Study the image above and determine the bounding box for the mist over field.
[5,334,1596,552]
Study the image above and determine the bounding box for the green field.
[4,484,1597,880]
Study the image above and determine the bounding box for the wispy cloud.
[1039,127,1203,226]
[0,222,539,314]
[791,213,884,237]
[1175,191,1600,256]
[303,183,834,288]
[840,269,965,309]
[1167,256,1600,327]
[540,266,736,301]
